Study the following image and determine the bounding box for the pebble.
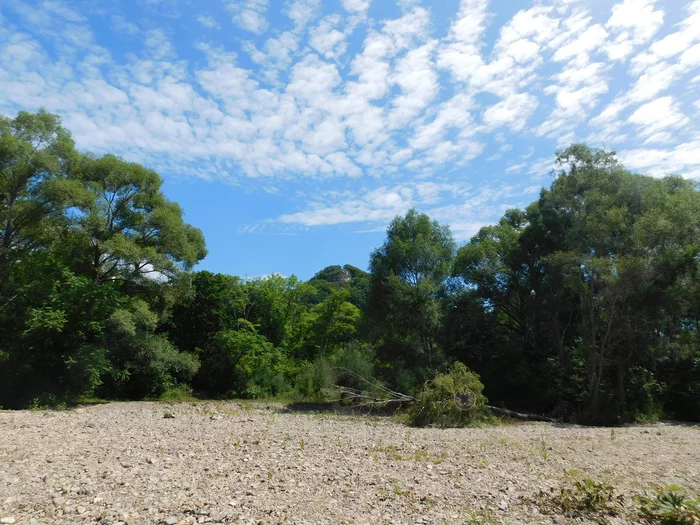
[164,516,178,525]
[1,518,16,524]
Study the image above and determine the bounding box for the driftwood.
[326,368,415,406]
[486,405,557,423]
[330,369,557,422]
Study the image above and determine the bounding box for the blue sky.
[1,0,699,279]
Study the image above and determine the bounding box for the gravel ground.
[0,402,698,525]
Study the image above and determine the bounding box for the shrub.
[403,361,493,427]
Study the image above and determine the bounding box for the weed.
[300,438,305,450]
[531,477,623,522]
[472,457,489,469]
[465,509,498,525]
[635,486,700,525]
[369,445,448,464]
[433,451,449,464]
[540,436,548,461]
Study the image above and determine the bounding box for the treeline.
[1,111,698,424]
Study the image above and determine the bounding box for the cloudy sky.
[1,0,699,278]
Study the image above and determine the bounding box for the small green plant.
[560,478,619,515]
[532,477,622,522]
[300,438,305,450]
[635,486,700,524]
[465,509,498,525]
[540,436,548,461]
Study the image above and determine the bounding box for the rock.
[163,516,178,525]
[163,412,176,419]
[1,518,16,524]
[498,500,509,511]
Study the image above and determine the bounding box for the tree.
[167,271,247,353]
[369,209,456,388]
[304,289,361,357]
[0,110,80,292]
[0,111,208,407]
[449,144,700,423]
[66,153,206,286]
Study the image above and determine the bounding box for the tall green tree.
[369,209,456,389]
[66,153,206,285]
[0,110,80,292]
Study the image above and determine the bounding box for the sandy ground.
[0,401,698,525]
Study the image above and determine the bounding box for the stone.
[164,516,178,525]
[1,518,16,524]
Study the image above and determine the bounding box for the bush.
[403,361,493,427]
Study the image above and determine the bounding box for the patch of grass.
[635,486,700,525]
[369,444,448,463]
[464,509,498,525]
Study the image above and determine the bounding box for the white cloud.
[144,29,175,59]
[341,0,371,14]
[604,0,664,60]
[505,163,526,173]
[197,15,221,30]
[388,41,439,128]
[286,0,320,29]
[629,96,690,136]
[227,0,268,34]
[279,186,413,226]
[308,15,347,60]
[552,22,607,62]
[618,138,700,178]
[483,93,538,131]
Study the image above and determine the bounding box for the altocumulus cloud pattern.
[1,0,699,240]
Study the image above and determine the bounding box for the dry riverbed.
[1,402,698,525]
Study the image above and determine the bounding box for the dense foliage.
[1,111,698,425]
